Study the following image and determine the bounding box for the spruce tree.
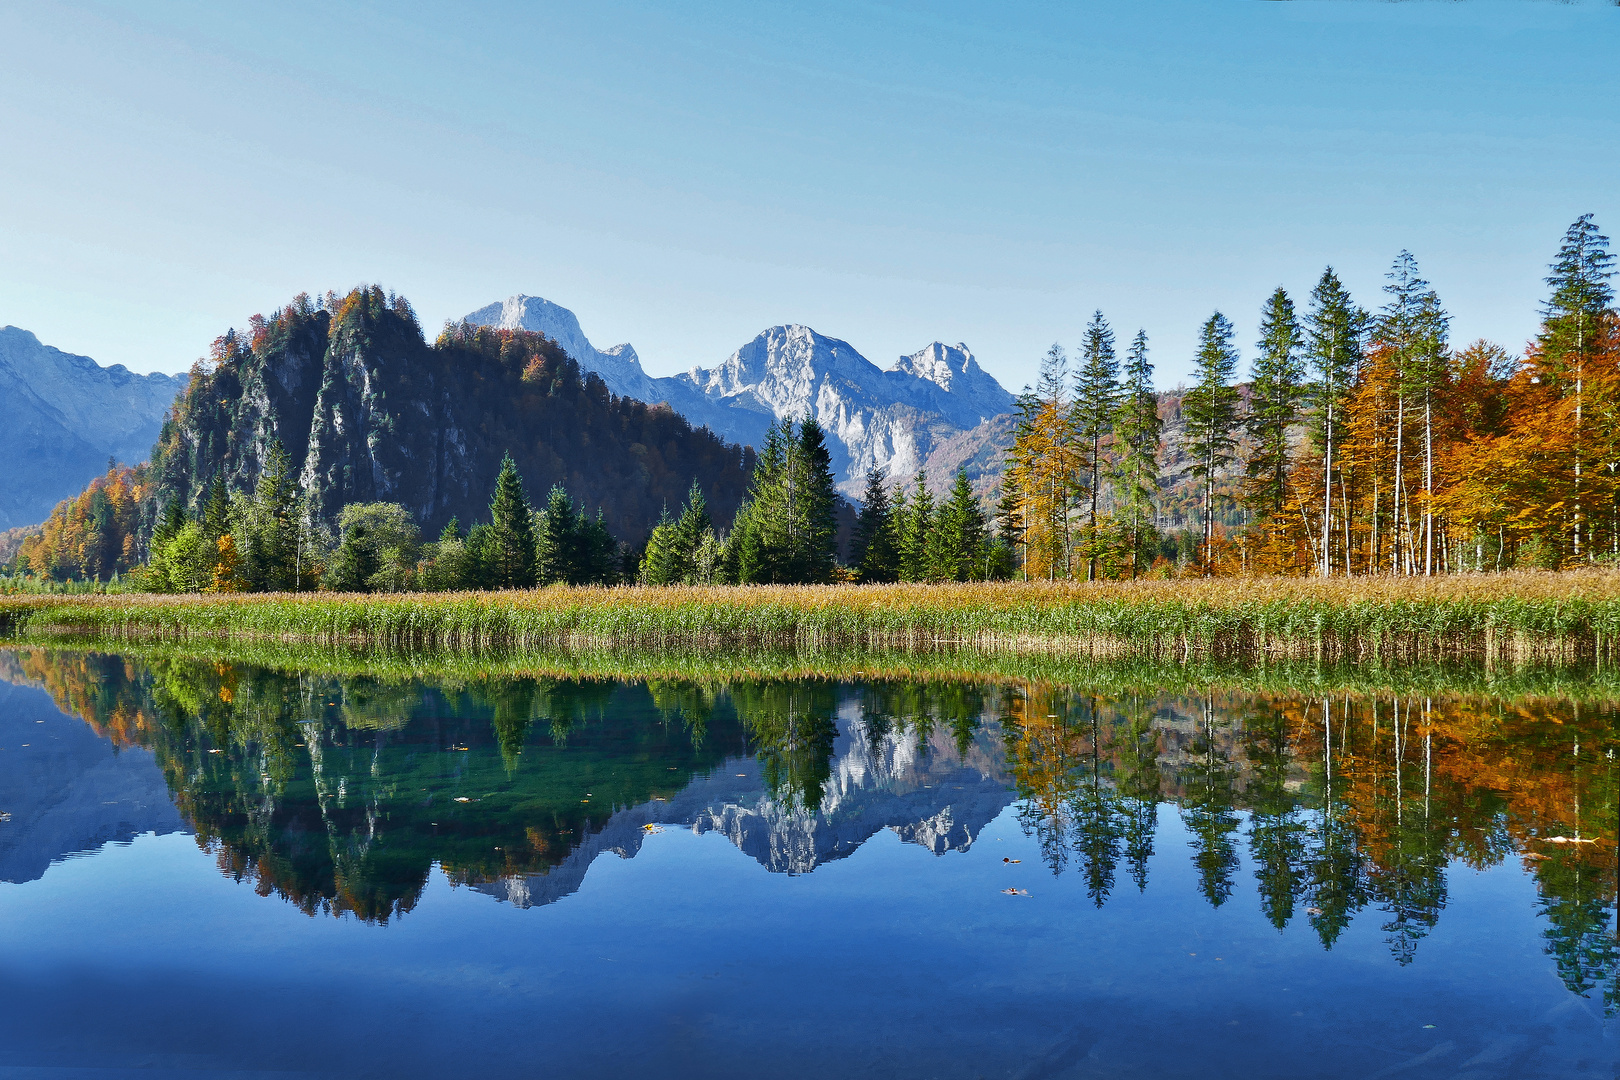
[536,485,580,585]
[851,467,900,583]
[933,469,989,581]
[1111,329,1161,578]
[1182,313,1240,573]
[1541,213,1615,386]
[639,504,681,585]
[793,417,840,584]
[897,472,936,582]
[486,453,538,588]
[1540,215,1614,562]
[1378,252,1449,573]
[1305,268,1364,577]
[1074,311,1120,580]
[1246,287,1306,521]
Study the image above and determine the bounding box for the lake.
[2,646,1617,1078]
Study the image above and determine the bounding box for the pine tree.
[1305,268,1364,576]
[851,467,900,583]
[486,453,538,588]
[1112,329,1161,578]
[1074,311,1121,580]
[1183,313,1241,573]
[1247,287,1306,522]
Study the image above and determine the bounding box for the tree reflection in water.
[11,648,1620,1011]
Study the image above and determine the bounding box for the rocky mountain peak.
[463,297,1018,498]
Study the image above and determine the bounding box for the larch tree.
[1182,313,1241,574]
[1005,344,1083,579]
[1111,329,1161,578]
[1074,311,1121,580]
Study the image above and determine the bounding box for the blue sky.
[2,1,1617,390]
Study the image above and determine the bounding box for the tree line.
[1001,213,1618,577]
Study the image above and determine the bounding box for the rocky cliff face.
[151,289,754,542]
[0,327,187,529]
[466,296,1015,498]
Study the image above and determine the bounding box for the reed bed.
[6,570,1620,663]
[15,636,1620,703]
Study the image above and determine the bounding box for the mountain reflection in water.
[4,647,1620,1013]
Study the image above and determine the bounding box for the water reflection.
[4,647,1620,1012]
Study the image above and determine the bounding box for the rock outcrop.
[151,289,753,542]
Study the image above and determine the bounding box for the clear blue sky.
[3,1,1618,390]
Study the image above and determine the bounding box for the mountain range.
[0,327,187,529]
[2,291,1021,538]
[465,295,1016,497]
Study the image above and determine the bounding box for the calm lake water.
[3,647,1619,1079]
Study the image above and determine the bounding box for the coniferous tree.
[1246,287,1307,527]
[897,472,936,581]
[728,418,839,584]
[1112,329,1161,578]
[1182,313,1241,573]
[1378,253,1450,574]
[1005,344,1082,579]
[486,453,538,588]
[1305,268,1365,576]
[932,469,989,581]
[639,504,682,585]
[1540,215,1615,561]
[793,417,840,584]
[851,467,900,583]
[993,484,1025,579]
[1074,311,1121,580]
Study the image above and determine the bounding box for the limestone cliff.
[150,288,753,541]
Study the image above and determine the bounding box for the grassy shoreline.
[7,571,1620,663]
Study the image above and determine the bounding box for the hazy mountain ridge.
[0,327,187,530]
[466,295,1015,497]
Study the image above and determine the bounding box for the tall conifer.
[487,453,538,588]
[1112,330,1161,578]
[1074,311,1121,580]
[1183,313,1240,573]
[1247,287,1306,521]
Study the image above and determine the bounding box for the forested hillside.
[150,287,754,544]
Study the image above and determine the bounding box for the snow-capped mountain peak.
[462,297,1015,496]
